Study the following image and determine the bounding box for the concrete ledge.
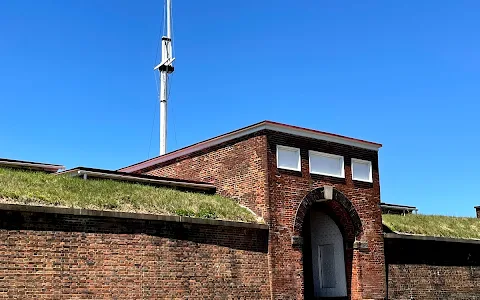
[0,203,269,230]
[384,232,480,245]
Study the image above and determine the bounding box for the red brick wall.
[142,129,386,299]
[265,131,386,300]
[143,133,269,219]
[388,265,480,299]
[385,235,480,299]
[0,207,270,299]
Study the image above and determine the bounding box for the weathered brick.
[0,210,270,299]
[385,237,480,299]
[145,129,386,299]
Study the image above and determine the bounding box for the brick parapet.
[0,206,270,299]
[385,236,480,299]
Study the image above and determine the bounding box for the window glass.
[352,159,372,182]
[277,145,300,171]
[309,151,344,178]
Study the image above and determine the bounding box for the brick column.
[351,249,363,300]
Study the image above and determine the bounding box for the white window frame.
[351,158,373,183]
[308,150,345,178]
[276,145,301,172]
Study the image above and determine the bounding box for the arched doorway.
[293,186,363,299]
[309,210,347,298]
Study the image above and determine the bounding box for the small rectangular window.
[351,158,372,182]
[276,145,301,171]
[309,151,344,178]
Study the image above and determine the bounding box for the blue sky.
[1,1,479,216]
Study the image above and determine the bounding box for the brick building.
[2,121,479,299]
[120,120,386,299]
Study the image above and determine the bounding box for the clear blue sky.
[1,1,479,216]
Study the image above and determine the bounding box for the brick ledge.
[0,203,269,230]
[384,232,480,245]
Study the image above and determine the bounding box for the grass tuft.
[0,167,259,223]
[383,214,480,240]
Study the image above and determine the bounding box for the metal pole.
[159,70,168,155]
[166,0,172,38]
[158,0,174,156]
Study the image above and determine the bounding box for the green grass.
[0,167,259,223]
[383,214,480,240]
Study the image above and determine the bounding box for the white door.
[310,210,347,298]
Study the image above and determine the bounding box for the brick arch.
[293,186,362,241]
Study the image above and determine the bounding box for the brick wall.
[385,236,480,299]
[142,129,386,299]
[388,265,480,299]
[0,206,270,299]
[142,132,269,219]
[265,131,386,300]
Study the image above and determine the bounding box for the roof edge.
[119,120,382,173]
[0,158,65,173]
[58,167,216,193]
[381,202,417,208]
